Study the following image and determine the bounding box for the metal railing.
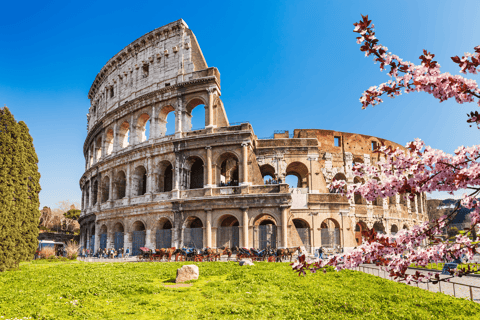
[356,265,480,302]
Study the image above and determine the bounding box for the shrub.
[38,247,55,259]
[65,241,79,260]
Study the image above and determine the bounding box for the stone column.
[88,180,92,208]
[206,209,212,248]
[147,156,153,194]
[124,232,131,254]
[94,226,100,253]
[145,229,153,249]
[206,88,215,128]
[205,146,213,187]
[281,206,288,248]
[101,133,106,158]
[175,98,183,137]
[126,164,131,201]
[129,113,135,146]
[240,141,250,186]
[150,104,157,139]
[241,207,249,248]
[113,121,118,153]
[108,169,114,203]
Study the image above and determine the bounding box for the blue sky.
[1,0,479,208]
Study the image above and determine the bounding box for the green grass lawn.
[0,260,479,319]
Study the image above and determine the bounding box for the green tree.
[0,107,40,271]
[64,209,81,221]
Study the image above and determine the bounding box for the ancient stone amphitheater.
[79,19,427,256]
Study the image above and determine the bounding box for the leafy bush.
[65,241,79,260]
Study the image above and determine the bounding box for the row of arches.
[259,162,309,188]
[82,215,345,255]
[83,152,241,207]
[354,221,408,245]
[87,99,211,168]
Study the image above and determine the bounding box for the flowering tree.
[293,15,480,283]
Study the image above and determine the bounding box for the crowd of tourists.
[80,247,131,259]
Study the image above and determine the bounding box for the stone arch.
[156,217,173,249]
[373,221,385,234]
[391,224,398,235]
[286,161,309,188]
[114,170,127,199]
[185,97,207,131]
[253,213,278,226]
[92,179,99,205]
[353,177,365,204]
[260,164,276,184]
[132,220,146,232]
[216,152,240,187]
[355,221,367,245]
[105,128,114,155]
[99,224,107,234]
[292,218,311,250]
[403,224,409,230]
[218,214,240,227]
[131,220,146,256]
[113,222,125,251]
[331,172,347,194]
[184,216,204,228]
[345,134,367,153]
[156,160,173,192]
[186,156,204,189]
[113,222,125,233]
[216,214,240,248]
[95,136,102,161]
[101,176,110,203]
[157,104,175,137]
[118,121,130,148]
[136,113,151,143]
[132,165,147,196]
[320,218,341,248]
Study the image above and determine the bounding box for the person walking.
[318,247,324,259]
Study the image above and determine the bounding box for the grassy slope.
[0,261,479,320]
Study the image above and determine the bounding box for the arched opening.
[113,223,124,251]
[85,182,90,208]
[188,157,204,189]
[184,216,203,248]
[253,214,277,249]
[292,219,311,251]
[373,221,385,234]
[403,224,409,230]
[157,161,173,192]
[132,166,147,196]
[164,164,173,192]
[105,129,114,155]
[353,177,365,204]
[260,164,277,185]
[131,221,146,256]
[331,173,347,194]
[118,121,130,148]
[95,137,102,161]
[101,176,110,203]
[218,153,239,187]
[92,180,98,205]
[185,98,206,131]
[136,113,150,143]
[286,162,309,189]
[158,105,175,137]
[355,221,367,245]
[320,218,340,248]
[90,225,95,252]
[89,145,94,167]
[391,224,398,235]
[217,215,240,248]
[156,218,173,249]
[114,171,126,199]
[99,225,107,250]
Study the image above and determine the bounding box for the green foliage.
[0,262,479,319]
[64,209,81,221]
[0,107,41,272]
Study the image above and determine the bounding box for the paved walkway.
[357,264,480,303]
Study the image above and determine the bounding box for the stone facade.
[79,19,428,255]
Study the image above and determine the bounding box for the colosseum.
[79,19,428,256]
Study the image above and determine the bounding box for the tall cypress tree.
[0,107,41,271]
[18,121,41,261]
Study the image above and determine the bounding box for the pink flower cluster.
[294,15,480,283]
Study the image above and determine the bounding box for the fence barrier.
[355,265,479,302]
